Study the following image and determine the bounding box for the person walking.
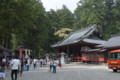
[0,63,7,80]
[58,59,62,69]
[33,59,37,69]
[2,58,6,66]
[43,59,46,67]
[26,59,30,71]
[49,59,53,72]
[20,58,24,77]
[9,56,20,80]
[53,59,58,73]
[24,59,28,71]
[39,58,43,67]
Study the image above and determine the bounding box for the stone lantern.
[60,52,65,64]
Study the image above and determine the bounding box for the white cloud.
[41,0,79,13]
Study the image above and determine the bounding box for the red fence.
[72,53,105,63]
[81,53,105,63]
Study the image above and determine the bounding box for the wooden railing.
[71,56,105,63]
[81,56,105,63]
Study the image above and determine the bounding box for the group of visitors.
[33,58,47,69]
[0,57,31,80]
[0,56,62,80]
[49,58,62,73]
[33,58,62,73]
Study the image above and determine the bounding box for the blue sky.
[41,0,80,13]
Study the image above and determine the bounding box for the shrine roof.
[51,24,106,48]
[102,34,120,48]
[0,45,11,52]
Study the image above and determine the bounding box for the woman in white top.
[49,59,53,72]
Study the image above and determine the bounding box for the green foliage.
[46,5,75,43]
[0,0,50,57]
[74,0,106,28]
[54,28,73,39]
[57,5,75,29]
[74,0,120,39]
[1,0,120,57]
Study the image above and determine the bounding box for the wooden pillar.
[77,48,79,57]
[77,48,79,62]
[72,48,74,62]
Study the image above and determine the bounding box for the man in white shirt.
[39,59,43,67]
[9,56,20,80]
[33,59,37,69]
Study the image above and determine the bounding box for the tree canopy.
[1,0,120,57]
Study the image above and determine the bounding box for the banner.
[28,50,31,55]
[19,48,22,58]
[25,49,28,55]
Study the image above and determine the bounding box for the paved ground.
[5,63,120,80]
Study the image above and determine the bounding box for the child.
[58,60,62,69]
[0,63,6,80]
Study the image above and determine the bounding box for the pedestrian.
[24,59,28,71]
[26,59,30,71]
[49,59,53,72]
[53,59,58,73]
[33,59,37,69]
[39,58,43,67]
[43,59,46,67]
[0,63,7,80]
[6,58,9,69]
[2,58,6,66]
[58,60,62,69]
[9,56,20,80]
[20,58,24,77]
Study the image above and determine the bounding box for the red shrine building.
[51,24,108,63]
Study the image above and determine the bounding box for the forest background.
[0,0,120,57]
